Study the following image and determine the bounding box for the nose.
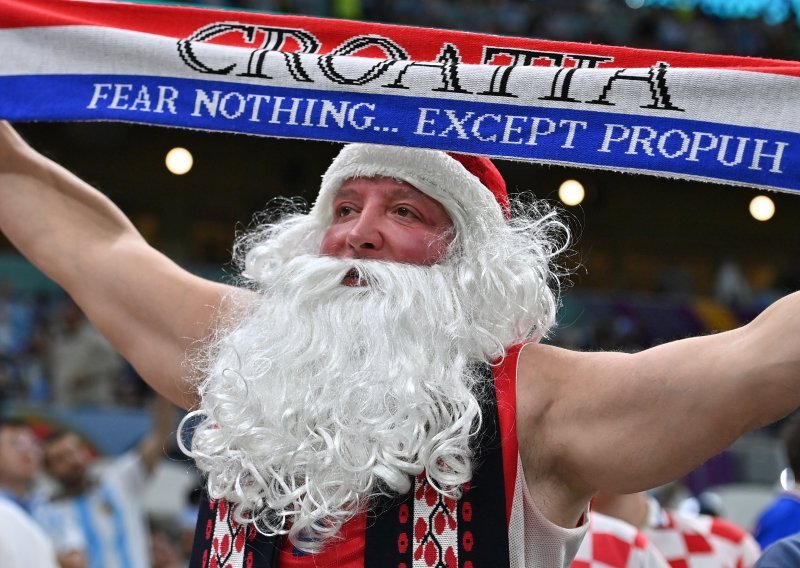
[345,209,384,253]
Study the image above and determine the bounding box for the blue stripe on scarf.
[1,74,797,193]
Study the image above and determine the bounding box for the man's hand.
[57,550,88,568]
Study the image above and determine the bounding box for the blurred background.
[1,0,799,565]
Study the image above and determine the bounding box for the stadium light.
[558,179,585,207]
[165,147,193,175]
[749,195,775,221]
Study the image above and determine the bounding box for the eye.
[395,206,419,219]
[336,205,355,217]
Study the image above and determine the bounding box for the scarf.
[0,0,798,192]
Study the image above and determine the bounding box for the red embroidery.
[459,483,475,568]
[206,499,248,567]
[413,475,458,567]
[399,503,410,523]
[398,501,411,563]
[235,528,246,553]
[461,531,473,552]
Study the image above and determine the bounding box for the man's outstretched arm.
[517,291,800,526]
[0,122,237,409]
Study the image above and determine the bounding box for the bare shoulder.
[514,344,634,526]
[515,343,602,455]
[514,343,589,525]
[515,343,562,424]
[515,343,604,407]
[517,343,632,395]
[515,343,635,450]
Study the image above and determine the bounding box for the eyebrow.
[331,186,361,201]
[333,183,426,202]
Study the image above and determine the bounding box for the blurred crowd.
[183,0,800,60]
[0,281,148,409]
[0,394,198,568]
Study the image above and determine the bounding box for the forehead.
[0,425,28,439]
[334,177,450,212]
[336,176,418,198]
[45,432,82,453]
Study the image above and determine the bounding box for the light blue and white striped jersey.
[34,451,151,568]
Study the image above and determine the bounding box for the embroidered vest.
[189,362,513,568]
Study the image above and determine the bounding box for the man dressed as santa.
[1,123,798,567]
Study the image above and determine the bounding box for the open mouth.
[342,267,366,286]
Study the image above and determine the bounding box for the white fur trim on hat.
[310,144,506,235]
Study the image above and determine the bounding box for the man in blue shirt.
[755,533,800,567]
[754,414,800,549]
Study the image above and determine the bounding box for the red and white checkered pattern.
[571,512,670,568]
[643,508,761,568]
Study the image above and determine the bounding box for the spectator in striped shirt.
[33,396,176,568]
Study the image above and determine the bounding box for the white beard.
[182,205,562,553]
[186,256,492,551]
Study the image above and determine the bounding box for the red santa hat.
[311,144,510,234]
